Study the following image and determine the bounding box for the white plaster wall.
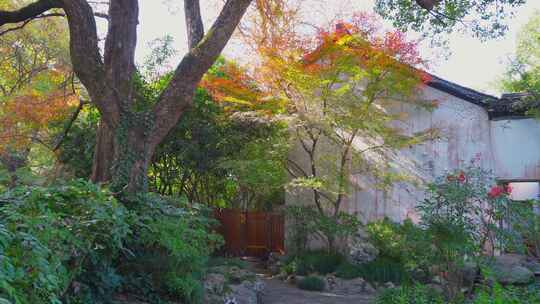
[346,86,495,223]
[285,84,540,225]
[491,118,540,181]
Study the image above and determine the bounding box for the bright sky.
[135,0,540,97]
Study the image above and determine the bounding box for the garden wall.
[286,85,540,226]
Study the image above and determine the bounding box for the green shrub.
[207,257,248,269]
[119,193,223,304]
[376,284,445,304]
[335,257,410,284]
[472,282,540,304]
[367,217,432,275]
[285,206,361,253]
[297,276,326,291]
[0,179,130,304]
[295,250,345,275]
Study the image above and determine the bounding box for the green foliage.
[297,276,326,291]
[55,106,100,178]
[376,284,445,304]
[508,200,540,257]
[367,218,430,269]
[285,205,361,252]
[294,251,345,275]
[375,0,526,42]
[0,179,130,304]
[119,193,223,303]
[500,11,540,118]
[419,164,521,255]
[335,257,410,284]
[471,282,540,304]
[207,257,248,269]
[284,20,430,251]
[414,164,524,300]
[149,70,288,209]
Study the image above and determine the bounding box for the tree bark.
[1,0,253,195]
[91,120,115,183]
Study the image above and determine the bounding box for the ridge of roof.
[426,73,499,106]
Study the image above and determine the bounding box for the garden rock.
[229,266,256,284]
[462,261,479,285]
[325,275,376,295]
[492,255,534,285]
[205,273,227,295]
[348,228,379,265]
[267,252,287,275]
[524,259,540,275]
[226,280,265,304]
[204,268,264,304]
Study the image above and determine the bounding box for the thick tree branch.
[184,0,204,49]
[0,13,64,36]
[151,0,253,146]
[0,0,62,26]
[61,0,118,125]
[415,0,441,11]
[103,0,138,107]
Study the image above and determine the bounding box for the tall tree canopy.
[0,0,253,195]
[376,0,527,41]
[499,11,540,116]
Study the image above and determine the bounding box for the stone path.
[243,258,375,304]
[260,276,375,304]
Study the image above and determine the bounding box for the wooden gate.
[214,209,285,258]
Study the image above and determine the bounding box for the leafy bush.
[415,165,522,300]
[295,251,345,275]
[335,257,410,284]
[297,276,326,291]
[507,200,540,258]
[367,218,431,275]
[207,257,248,269]
[0,179,131,303]
[118,193,223,303]
[472,282,540,304]
[376,284,445,304]
[285,206,360,253]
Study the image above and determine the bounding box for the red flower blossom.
[505,184,512,194]
[488,185,504,199]
[457,172,466,183]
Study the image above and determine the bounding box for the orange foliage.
[204,10,431,115]
[0,92,76,151]
[201,61,286,115]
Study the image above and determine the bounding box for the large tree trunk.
[91,120,115,183]
[0,0,253,195]
[109,114,156,194]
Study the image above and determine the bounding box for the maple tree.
[0,1,78,185]
[205,13,436,248]
[0,0,253,195]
